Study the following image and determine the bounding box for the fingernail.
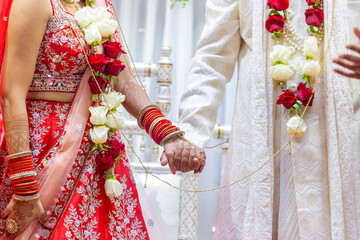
[190,146,195,153]
[172,170,176,175]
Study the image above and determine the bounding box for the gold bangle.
[136,105,160,129]
[10,171,36,181]
[160,130,185,146]
[12,193,40,201]
[5,151,32,161]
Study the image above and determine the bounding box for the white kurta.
[179,0,360,239]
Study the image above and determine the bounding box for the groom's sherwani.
[179,0,360,239]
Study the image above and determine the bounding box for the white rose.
[303,36,319,58]
[74,6,95,29]
[97,19,117,37]
[89,106,108,125]
[107,111,125,129]
[84,23,102,45]
[101,92,125,109]
[270,45,294,65]
[105,179,123,197]
[301,60,321,77]
[93,6,112,22]
[90,126,109,144]
[286,116,307,137]
[271,64,295,81]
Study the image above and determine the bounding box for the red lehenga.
[0,0,149,239]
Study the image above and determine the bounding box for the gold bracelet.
[160,131,185,146]
[148,117,166,136]
[136,105,160,129]
[12,193,40,201]
[10,171,36,181]
[5,151,32,161]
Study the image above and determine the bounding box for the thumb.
[1,202,13,218]
[160,152,169,166]
[354,26,360,39]
[38,212,53,229]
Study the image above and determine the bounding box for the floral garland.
[265,0,324,137]
[73,3,127,198]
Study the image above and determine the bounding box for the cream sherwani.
[179,0,360,239]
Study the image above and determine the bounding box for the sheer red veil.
[0,0,13,145]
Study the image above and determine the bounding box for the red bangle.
[7,152,38,196]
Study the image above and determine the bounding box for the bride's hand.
[161,137,206,174]
[333,26,360,79]
[1,198,52,237]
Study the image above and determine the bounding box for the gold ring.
[6,218,19,235]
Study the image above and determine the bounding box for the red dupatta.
[0,0,13,146]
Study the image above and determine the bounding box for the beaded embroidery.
[29,0,89,93]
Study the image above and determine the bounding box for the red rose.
[266,15,286,33]
[109,140,125,158]
[103,41,126,59]
[306,0,321,6]
[276,90,297,109]
[97,151,115,171]
[88,54,111,73]
[105,59,126,76]
[305,8,324,27]
[296,83,314,107]
[88,76,109,94]
[267,0,289,11]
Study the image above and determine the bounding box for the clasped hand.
[2,198,52,238]
[161,137,206,174]
[333,26,360,79]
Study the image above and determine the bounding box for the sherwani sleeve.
[178,0,241,148]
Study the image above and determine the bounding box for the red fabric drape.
[0,0,13,145]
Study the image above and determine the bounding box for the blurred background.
[113,0,238,239]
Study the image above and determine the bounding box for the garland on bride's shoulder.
[265,0,324,137]
[74,3,127,198]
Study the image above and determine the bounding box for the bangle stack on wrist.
[137,105,184,146]
[6,151,39,201]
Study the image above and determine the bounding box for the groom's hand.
[333,26,360,79]
[161,137,205,174]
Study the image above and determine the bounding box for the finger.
[165,151,176,175]
[180,142,191,172]
[160,152,168,166]
[38,213,53,230]
[173,141,184,171]
[354,26,360,40]
[346,43,360,54]
[334,68,360,79]
[333,58,360,71]
[199,158,206,173]
[339,54,360,63]
[187,146,196,171]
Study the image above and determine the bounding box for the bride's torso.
[27,0,88,103]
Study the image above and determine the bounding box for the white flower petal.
[74,6,95,29]
[89,106,108,125]
[301,60,321,77]
[270,45,293,65]
[84,23,102,45]
[107,111,125,129]
[271,64,295,81]
[105,179,123,197]
[286,116,307,137]
[90,126,109,144]
[303,36,319,58]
